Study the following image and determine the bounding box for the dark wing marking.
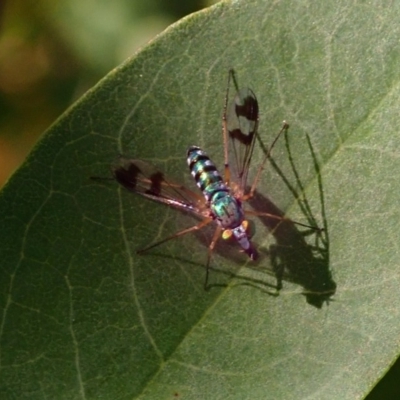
[226,87,259,193]
[111,156,205,215]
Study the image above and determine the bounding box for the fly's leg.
[243,121,289,201]
[222,69,238,186]
[204,226,222,290]
[245,210,323,232]
[137,218,213,254]
[243,122,323,232]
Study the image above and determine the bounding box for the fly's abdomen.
[187,146,226,201]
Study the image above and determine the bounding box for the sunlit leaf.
[1,1,400,399]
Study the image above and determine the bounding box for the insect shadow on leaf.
[90,70,325,293]
[246,129,335,308]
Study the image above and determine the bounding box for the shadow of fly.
[92,70,322,289]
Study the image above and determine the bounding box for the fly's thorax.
[202,182,228,202]
[187,146,224,198]
[210,191,244,229]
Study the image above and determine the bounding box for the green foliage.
[1,1,400,398]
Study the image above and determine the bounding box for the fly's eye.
[241,220,249,231]
[222,229,233,240]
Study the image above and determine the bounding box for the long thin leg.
[204,226,222,289]
[243,121,289,201]
[137,218,213,254]
[222,69,236,186]
[245,210,323,231]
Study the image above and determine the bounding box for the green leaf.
[1,1,400,399]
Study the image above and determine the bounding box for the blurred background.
[0,0,216,188]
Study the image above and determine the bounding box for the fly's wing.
[111,156,205,215]
[226,87,259,194]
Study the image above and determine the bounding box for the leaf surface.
[1,1,400,399]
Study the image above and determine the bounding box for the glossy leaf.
[1,1,400,399]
